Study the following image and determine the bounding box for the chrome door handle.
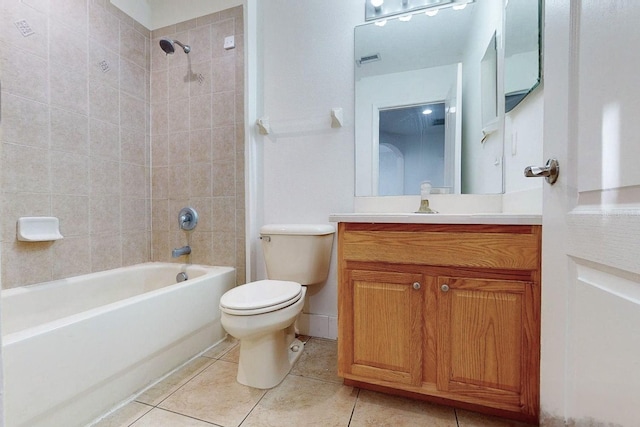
[524,158,559,184]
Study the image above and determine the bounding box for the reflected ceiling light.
[449,107,457,113]
[452,3,467,10]
[374,19,387,26]
[425,9,438,16]
[422,109,433,115]
[399,14,412,21]
[371,0,384,8]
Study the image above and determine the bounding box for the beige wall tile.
[168,131,190,165]
[121,93,146,132]
[51,151,90,195]
[89,1,119,52]
[212,160,235,197]
[190,162,212,198]
[49,18,87,71]
[212,55,235,93]
[52,236,91,280]
[190,129,212,163]
[90,157,120,195]
[51,0,87,36]
[1,192,50,244]
[91,233,122,272]
[167,98,190,133]
[2,93,50,148]
[51,107,89,154]
[52,195,90,237]
[121,57,147,100]
[0,49,49,103]
[189,94,212,131]
[212,91,235,127]
[2,143,50,194]
[0,0,49,58]
[90,195,121,234]
[89,80,120,125]
[151,69,168,103]
[211,19,235,59]
[152,198,170,232]
[121,164,147,198]
[89,39,120,89]
[50,61,88,115]
[188,25,211,65]
[167,65,190,101]
[90,118,120,159]
[2,241,53,288]
[120,24,147,69]
[190,60,212,96]
[212,126,235,162]
[122,231,150,266]
[212,197,235,233]
[121,128,147,165]
[151,133,169,167]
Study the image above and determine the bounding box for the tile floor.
[93,337,531,427]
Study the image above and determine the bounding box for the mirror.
[355,2,504,196]
[481,32,498,129]
[504,0,541,112]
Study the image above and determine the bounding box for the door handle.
[524,158,559,184]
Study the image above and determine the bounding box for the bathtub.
[1,262,235,427]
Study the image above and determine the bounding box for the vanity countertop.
[329,213,542,225]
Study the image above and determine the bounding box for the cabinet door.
[436,277,539,416]
[339,269,424,386]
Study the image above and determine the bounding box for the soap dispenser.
[416,181,437,214]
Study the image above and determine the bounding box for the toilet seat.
[220,280,303,316]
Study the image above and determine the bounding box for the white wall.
[256,0,361,338]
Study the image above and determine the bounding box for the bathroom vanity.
[331,214,541,424]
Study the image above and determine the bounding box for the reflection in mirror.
[378,103,452,195]
[355,2,501,196]
[504,0,541,112]
[481,32,498,129]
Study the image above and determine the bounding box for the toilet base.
[236,330,304,389]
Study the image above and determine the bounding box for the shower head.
[159,38,191,55]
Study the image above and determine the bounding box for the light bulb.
[371,0,384,8]
[452,3,467,10]
[399,14,412,21]
[375,20,387,26]
[422,109,433,115]
[425,10,438,17]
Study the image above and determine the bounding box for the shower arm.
[173,40,191,53]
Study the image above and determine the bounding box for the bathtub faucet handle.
[178,207,198,231]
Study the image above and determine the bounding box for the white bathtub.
[1,262,235,427]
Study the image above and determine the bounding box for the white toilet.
[219,224,335,389]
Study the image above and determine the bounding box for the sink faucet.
[172,245,191,258]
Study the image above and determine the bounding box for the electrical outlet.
[223,35,235,50]
[15,20,35,37]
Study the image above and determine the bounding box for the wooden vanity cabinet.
[337,222,541,424]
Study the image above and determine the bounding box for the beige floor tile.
[91,401,152,427]
[159,360,266,427]
[240,375,358,427]
[349,389,457,427]
[202,336,238,359]
[130,407,217,426]
[220,343,240,363]
[456,409,533,427]
[290,338,341,383]
[136,356,215,406]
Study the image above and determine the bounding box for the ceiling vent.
[357,53,381,66]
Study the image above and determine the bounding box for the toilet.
[219,224,335,389]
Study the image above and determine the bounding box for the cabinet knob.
[441,284,450,292]
[413,282,421,290]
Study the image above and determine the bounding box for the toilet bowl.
[219,223,335,389]
[220,280,306,389]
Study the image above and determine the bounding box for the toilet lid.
[220,280,302,314]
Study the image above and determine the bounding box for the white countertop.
[329,213,542,225]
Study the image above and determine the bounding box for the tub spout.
[172,245,191,258]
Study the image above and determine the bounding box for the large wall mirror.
[354,0,542,196]
[504,0,541,112]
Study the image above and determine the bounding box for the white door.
[541,2,640,426]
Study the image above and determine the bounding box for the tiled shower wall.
[0,0,245,288]
[149,7,245,285]
[0,0,151,289]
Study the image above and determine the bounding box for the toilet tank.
[260,224,335,285]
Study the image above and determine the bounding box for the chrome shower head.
[159,38,191,55]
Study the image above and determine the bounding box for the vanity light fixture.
[371,0,384,10]
[365,0,473,21]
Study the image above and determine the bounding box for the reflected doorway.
[378,102,449,195]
